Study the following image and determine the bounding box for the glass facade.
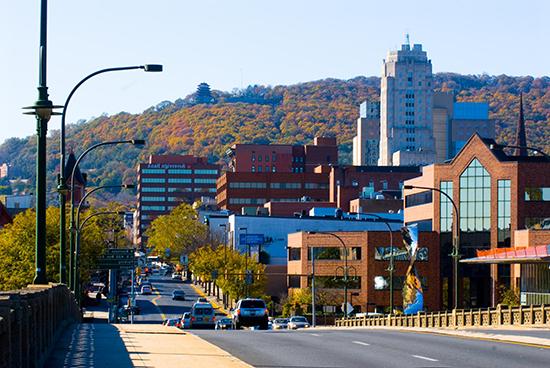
[168,178,192,183]
[440,181,453,232]
[308,247,361,261]
[405,190,432,208]
[459,158,491,232]
[142,178,165,183]
[141,196,165,202]
[195,178,217,184]
[374,247,428,261]
[142,168,165,174]
[498,180,511,245]
[142,187,165,192]
[194,169,218,175]
[168,169,192,174]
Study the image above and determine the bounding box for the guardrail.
[335,304,550,328]
[0,283,80,368]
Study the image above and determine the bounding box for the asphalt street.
[192,328,550,368]
[131,275,203,323]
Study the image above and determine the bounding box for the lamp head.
[117,211,126,215]
[143,64,163,72]
[122,184,136,189]
[403,185,414,190]
[131,139,146,146]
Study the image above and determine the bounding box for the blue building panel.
[453,102,489,120]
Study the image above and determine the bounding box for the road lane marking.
[189,283,229,315]
[310,333,320,336]
[151,290,167,320]
[352,341,370,346]
[412,355,438,362]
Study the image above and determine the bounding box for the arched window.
[459,158,491,232]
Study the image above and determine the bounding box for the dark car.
[172,289,186,300]
[231,298,269,330]
[215,317,233,330]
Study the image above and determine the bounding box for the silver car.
[288,316,310,329]
[272,318,289,330]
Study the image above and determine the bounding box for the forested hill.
[0,73,548,196]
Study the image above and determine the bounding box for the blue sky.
[1,0,548,144]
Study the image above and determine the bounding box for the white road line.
[310,333,320,336]
[352,341,370,346]
[412,355,438,362]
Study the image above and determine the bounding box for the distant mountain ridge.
[0,73,548,198]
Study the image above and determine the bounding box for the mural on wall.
[401,224,424,314]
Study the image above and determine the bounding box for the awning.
[460,244,550,264]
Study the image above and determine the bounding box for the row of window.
[142,168,218,175]
[288,247,428,262]
[251,153,276,162]
[287,275,429,291]
[405,190,432,208]
[142,178,216,184]
[525,187,550,201]
[228,198,267,205]
[405,119,415,125]
[251,165,276,173]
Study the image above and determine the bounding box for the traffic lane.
[145,276,201,320]
[463,328,550,339]
[192,328,550,368]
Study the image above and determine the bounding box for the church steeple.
[515,93,528,156]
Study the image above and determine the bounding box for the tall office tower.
[378,41,436,166]
[352,100,380,166]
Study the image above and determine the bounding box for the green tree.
[145,203,207,258]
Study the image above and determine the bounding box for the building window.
[271,182,301,189]
[194,169,218,175]
[265,165,269,172]
[310,276,361,289]
[405,190,432,208]
[258,155,262,162]
[142,178,165,183]
[141,205,166,211]
[374,276,427,290]
[168,187,192,192]
[375,247,428,261]
[142,187,165,193]
[142,168,165,174]
[381,180,388,190]
[525,187,550,201]
[288,275,301,288]
[288,248,301,261]
[459,158,491,232]
[229,182,267,189]
[440,181,453,232]
[272,165,276,173]
[142,196,165,202]
[272,153,276,162]
[265,155,269,162]
[168,178,192,183]
[498,180,511,245]
[308,247,361,261]
[304,183,329,189]
[251,165,255,172]
[194,178,217,184]
[258,165,262,172]
[168,169,192,174]
[352,180,359,187]
[251,153,255,162]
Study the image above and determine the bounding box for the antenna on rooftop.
[405,33,410,46]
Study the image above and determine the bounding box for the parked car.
[196,297,208,303]
[190,302,216,329]
[288,316,310,330]
[179,312,191,329]
[172,289,186,301]
[215,317,233,330]
[272,318,289,330]
[163,318,180,327]
[122,304,141,315]
[141,285,152,295]
[231,298,269,330]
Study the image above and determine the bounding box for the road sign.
[245,270,254,285]
[239,234,265,246]
[97,248,135,270]
[341,302,354,315]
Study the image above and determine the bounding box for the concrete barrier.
[0,284,80,368]
[335,304,550,329]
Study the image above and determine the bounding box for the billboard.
[239,233,265,246]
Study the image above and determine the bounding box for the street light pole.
[22,0,62,285]
[488,143,549,159]
[239,227,249,297]
[68,139,145,290]
[311,245,316,327]
[404,184,460,309]
[58,64,162,284]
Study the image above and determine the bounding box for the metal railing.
[335,304,550,328]
[0,284,80,368]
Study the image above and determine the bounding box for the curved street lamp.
[74,210,126,302]
[68,139,145,290]
[488,143,549,159]
[58,64,162,284]
[404,184,460,309]
[73,184,135,293]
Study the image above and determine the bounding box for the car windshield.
[240,300,266,308]
[274,319,288,323]
[194,308,214,315]
[292,317,307,322]
[220,318,232,323]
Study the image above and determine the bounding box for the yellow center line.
[190,284,229,315]
[151,289,167,320]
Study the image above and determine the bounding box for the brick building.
[328,165,421,212]
[216,171,329,213]
[403,133,550,308]
[226,137,338,173]
[287,231,441,313]
[136,155,220,246]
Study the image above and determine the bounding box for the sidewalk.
[45,323,251,368]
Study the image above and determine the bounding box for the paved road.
[464,328,550,339]
[193,328,550,368]
[130,275,202,323]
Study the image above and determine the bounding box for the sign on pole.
[239,234,265,246]
[97,248,135,270]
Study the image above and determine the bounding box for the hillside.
[0,74,548,200]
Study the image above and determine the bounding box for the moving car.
[215,317,233,330]
[189,302,216,329]
[171,272,181,280]
[231,298,269,330]
[141,285,152,295]
[163,318,180,327]
[172,289,186,301]
[272,318,289,330]
[179,312,191,329]
[288,316,310,330]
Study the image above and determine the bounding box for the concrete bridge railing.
[335,304,550,328]
[0,283,80,368]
